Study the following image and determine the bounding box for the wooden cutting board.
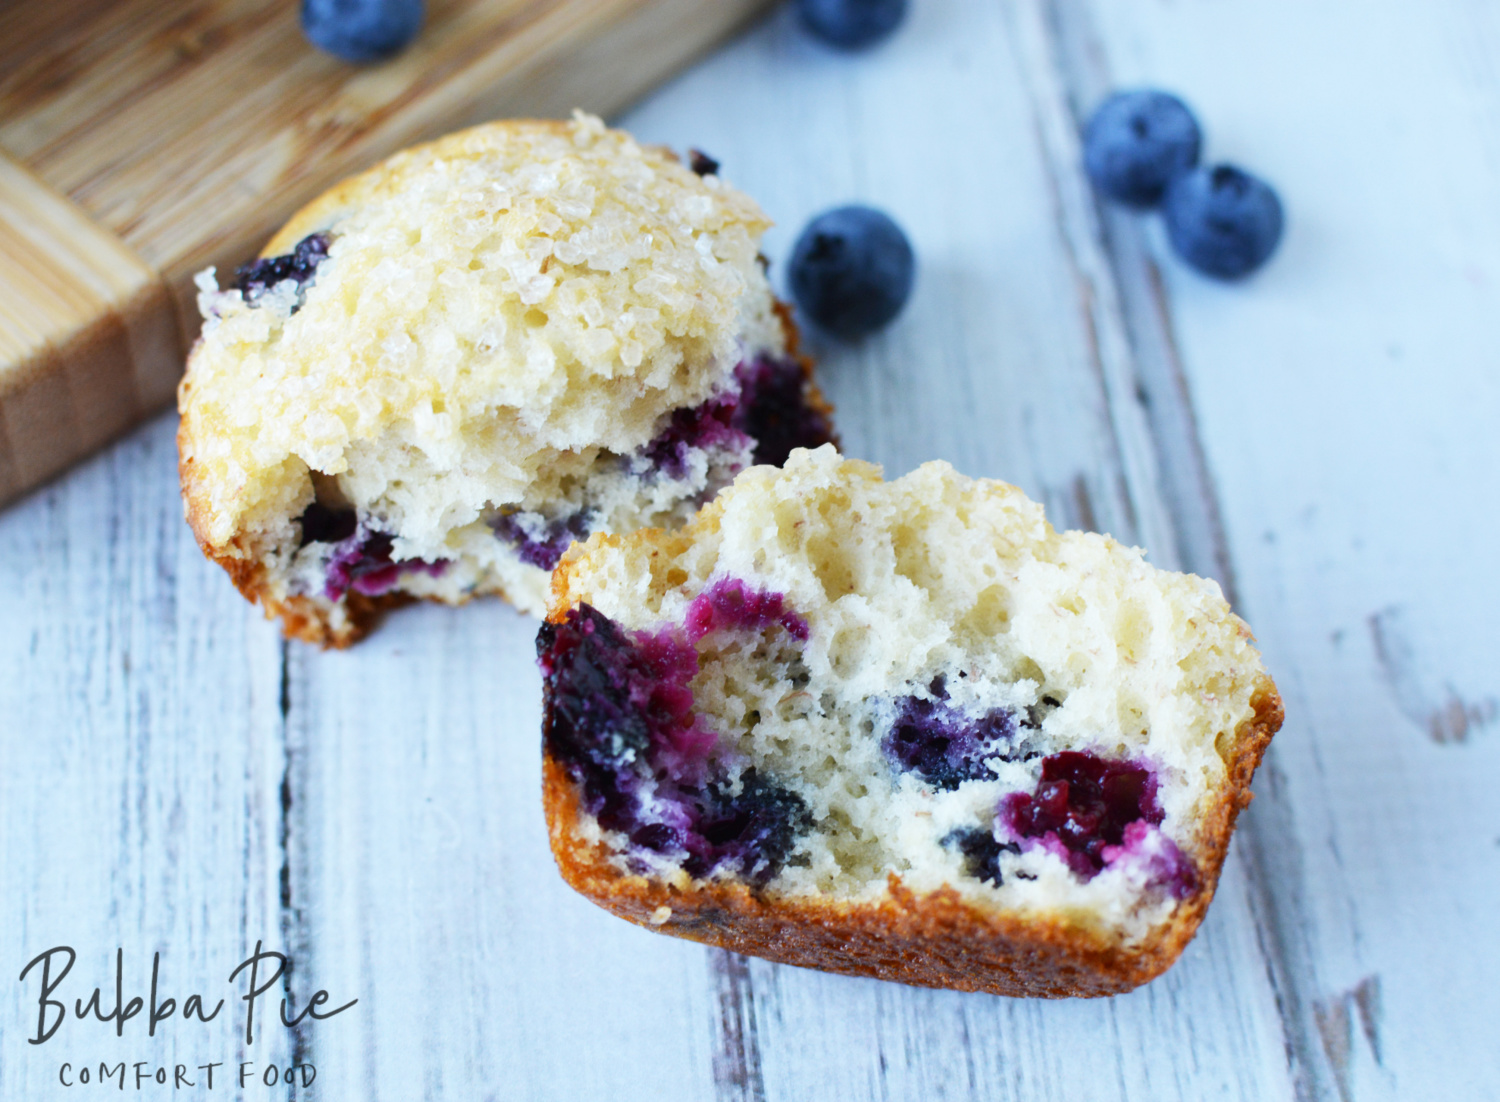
[0,0,773,509]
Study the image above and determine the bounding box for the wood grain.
[0,153,177,503]
[1083,2,1500,1098]
[0,0,774,509]
[5,0,1499,1098]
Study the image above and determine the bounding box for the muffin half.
[539,447,1281,996]
[179,113,832,645]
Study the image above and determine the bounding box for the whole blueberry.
[789,206,914,339]
[1083,90,1202,207]
[302,0,424,63]
[797,0,907,50]
[1163,164,1284,279]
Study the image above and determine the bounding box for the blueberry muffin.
[538,447,1282,997]
[178,113,832,646]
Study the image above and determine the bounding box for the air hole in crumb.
[1013,656,1046,686]
[806,530,858,598]
[524,308,549,328]
[1116,601,1149,662]
[959,584,1012,638]
[892,522,932,588]
[310,470,352,510]
[827,626,871,677]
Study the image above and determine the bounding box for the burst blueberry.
[632,353,833,477]
[682,771,812,885]
[1083,90,1202,208]
[731,354,835,464]
[297,502,356,547]
[538,606,659,830]
[635,395,743,481]
[301,0,424,63]
[789,206,914,339]
[882,682,1019,790]
[685,577,809,642]
[492,510,593,570]
[1163,164,1284,279]
[796,0,907,50]
[1003,751,1162,879]
[947,828,1019,887]
[319,525,448,600]
[235,233,331,300]
[538,602,812,885]
[296,503,448,598]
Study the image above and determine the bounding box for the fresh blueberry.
[1163,164,1284,279]
[789,206,914,339]
[796,0,907,50]
[301,0,424,63]
[1083,90,1202,208]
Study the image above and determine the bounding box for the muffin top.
[180,113,777,551]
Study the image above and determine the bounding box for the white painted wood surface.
[4,2,1498,1098]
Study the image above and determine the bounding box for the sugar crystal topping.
[182,113,777,549]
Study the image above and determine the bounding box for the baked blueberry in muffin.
[178,113,833,645]
[540,447,1281,997]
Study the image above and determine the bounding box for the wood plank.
[1081,0,1500,1097]
[0,417,293,1096]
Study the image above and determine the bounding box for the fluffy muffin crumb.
[541,447,1281,996]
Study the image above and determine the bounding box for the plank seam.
[276,639,317,1100]
[1022,1,1336,1098]
[710,949,767,1102]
